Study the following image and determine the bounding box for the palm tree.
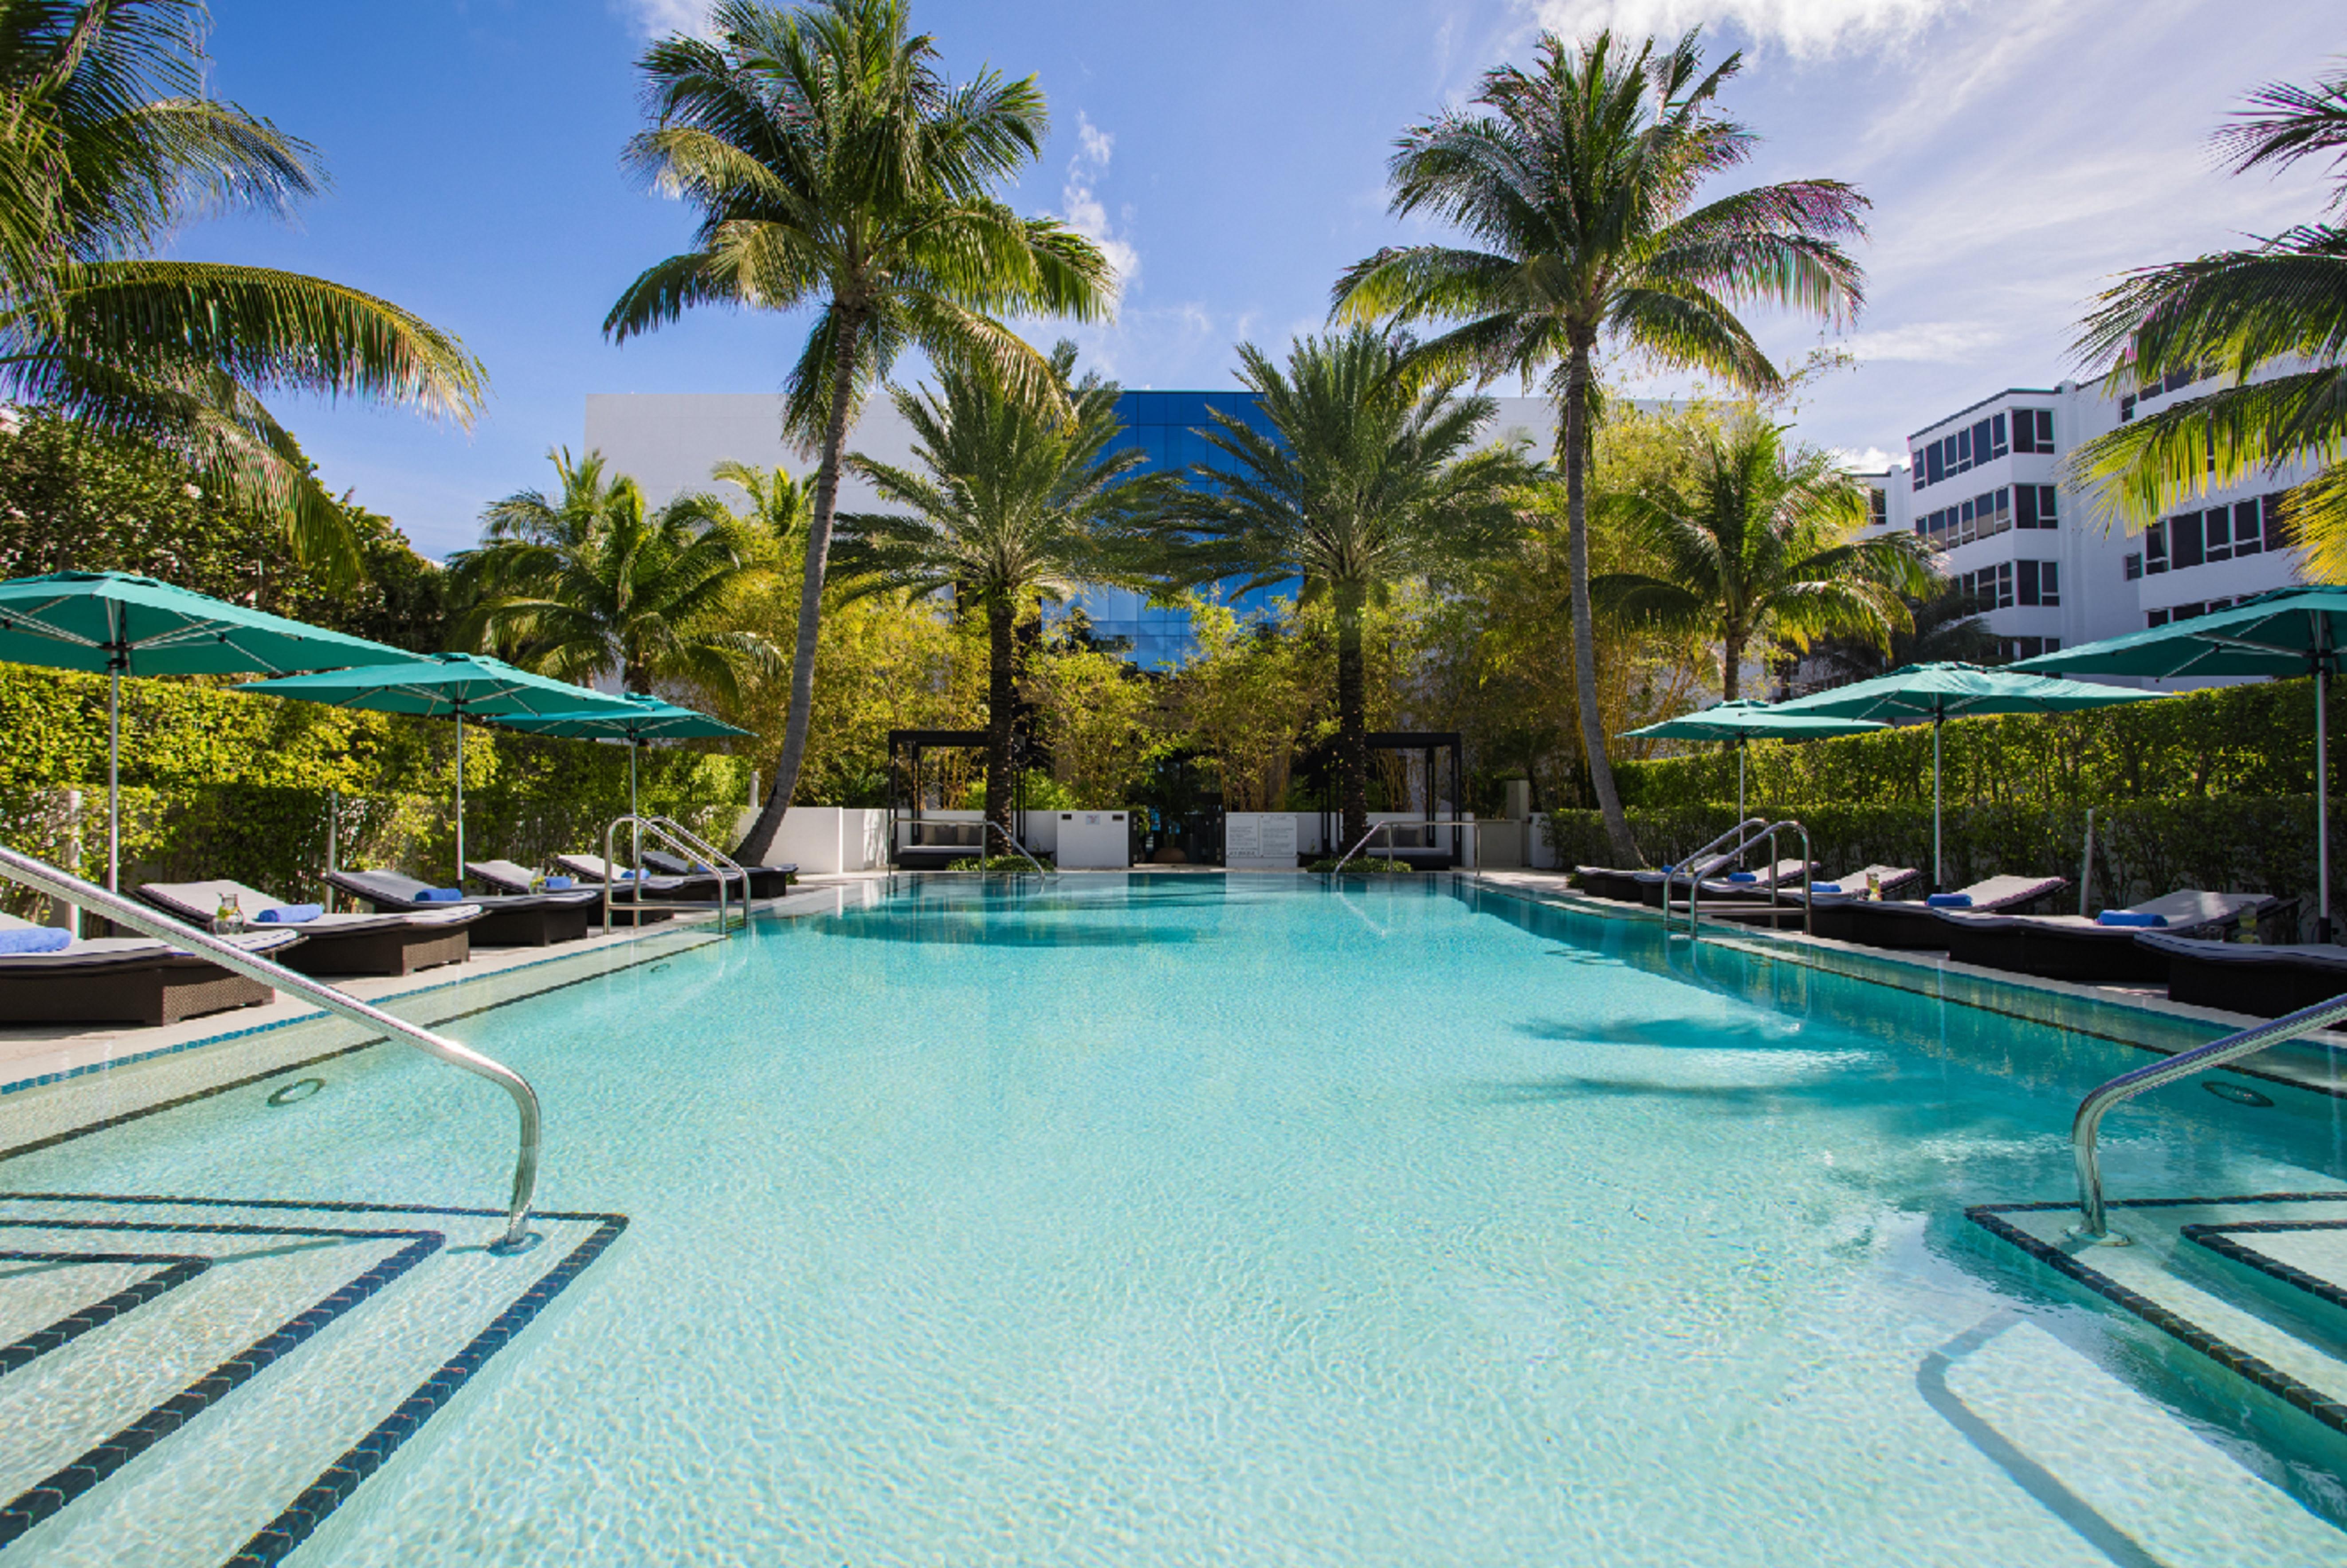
[450,449,778,701]
[607,0,1115,862]
[1332,29,1867,863]
[2072,62,2347,577]
[832,342,1161,846]
[1141,327,1535,851]
[1591,421,1932,700]
[0,0,485,577]
[1797,582,2006,693]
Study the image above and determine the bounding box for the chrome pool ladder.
[984,820,1057,881]
[0,840,542,1250]
[599,813,751,935]
[2072,990,2347,1241]
[1668,818,1815,944]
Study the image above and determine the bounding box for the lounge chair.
[1631,850,1742,909]
[1932,890,2283,984]
[1571,866,1644,902]
[551,851,747,907]
[0,908,302,1026]
[1704,865,1921,926]
[2135,932,2347,1018]
[326,869,598,947]
[1811,874,2068,949]
[140,879,480,978]
[467,860,672,927]
[1693,858,1814,902]
[638,849,797,898]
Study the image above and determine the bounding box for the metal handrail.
[2073,989,2347,1240]
[600,814,737,936]
[982,820,1056,880]
[0,840,541,1250]
[1680,820,1815,943]
[1328,818,1486,876]
[645,815,757,899]
[1656,817,1771,937]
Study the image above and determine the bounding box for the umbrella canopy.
[2012,585,2347,935]
[237,655,643,882]
[493,694,750,819]
[1774,662,2166,888]
[0,571,413,890]
[1621,701,1888,824]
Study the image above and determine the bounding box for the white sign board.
[1224,815,1261,858]
[1258,814,1298,860]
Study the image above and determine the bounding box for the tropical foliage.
[2072,62,2347,578]
[1333,27,1868,861]
[1137,327,1535,847]
[449,448,778,699]
[1590,419,1932,699]
[0,0,485,577]
[833,341,1162,839]
[608,0,1116,860]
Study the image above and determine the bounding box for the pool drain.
[266,1077,325,1107]
[2202,1079,2274,1108]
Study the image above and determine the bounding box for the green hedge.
[0,668,751,913]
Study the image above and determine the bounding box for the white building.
[1849,366,2319,664]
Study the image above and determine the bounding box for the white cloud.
[616,0,710,38]
[1061,112,1140,297]
[1518,0,1974,58]
[1841,321,2006,364]
[1832,445,1900,473]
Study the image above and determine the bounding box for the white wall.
[740,806,888,874]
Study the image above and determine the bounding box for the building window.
[1989,412,2009,458]
[2015,484,2059,529]
[1869,488,1887,528]
[1995,561,2014,608]
[2120,394,2137,423]
[1955,426,1972,471]
[2146,521,2169,574]
[2205,505,2232,563]
[2147,608,2169,627]
[2234,498,2264,557]
[2171,601,2206,621]
[2013,408,2055,452]
[2045,637,2061,654]
[2017,560,2061,607]
[2123,552,2143,580]
[2172,509,2205,570]
[2265,491,2295,547]
[2009,636,2045,660]
[1926,443,1945,486]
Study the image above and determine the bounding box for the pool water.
[13,874,2347,1564]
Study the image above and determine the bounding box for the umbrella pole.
[107,662,121,892]
[455,709,466,886]
[630,738,640,822]
[1737,739,1746,825]
[2321,661,2332,942]
[1933,715,1944,893]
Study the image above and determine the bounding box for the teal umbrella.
[1621,700,1888,823]
[0,571,412,889]
[2014,585,2347,935]
[493,694,750,820]
[1774,662,2166,889]
[236,654,640,882]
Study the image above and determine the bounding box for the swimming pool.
[6,873,2347,1565]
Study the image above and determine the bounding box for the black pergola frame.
[887,729,1030,867]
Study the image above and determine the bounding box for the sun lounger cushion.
[0,927,70,955]
[416,887,465,902]
[257,903,322,924]
[1927,893,1971,908]
[545,875,574,890]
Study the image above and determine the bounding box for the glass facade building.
[1054,390,1284,670]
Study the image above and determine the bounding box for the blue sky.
[187,0,2340,559]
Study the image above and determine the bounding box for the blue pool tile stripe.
[1969,1196,2347,1439]
[226,1212,629,1568]
[2181,1219,2347,1320]
[0,1213,445,1549]
[0,1249,210,1376]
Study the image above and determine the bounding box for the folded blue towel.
[1927,893,1973,908]
[415,887,465,903]
[544,876,574,890]
[2096,909,2169,928]
[0,927,71,955]
[257,903,322,924]
[1809,882,1841,894]
[1727,871,1758,883]
[1661,863,1676,874]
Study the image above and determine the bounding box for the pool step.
[1971,1196,2347,1447]
[0,1192,624,1568]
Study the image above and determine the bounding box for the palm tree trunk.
[983,597,1017,852]
[735,311,862,864]
[1335,583,1370,854]
[1562,343,1637,863]
[1721,629,1743,703]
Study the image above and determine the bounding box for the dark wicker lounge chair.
[551,851,749,908]
[467,859,672,927]
[1931,890,2282,984]
[1811,874,2068,949]
[1571,866,1644,902]
[140,879,479,977]
[638,849,797,898]
[1693,858,1814,902]
[0,909,302,1026]
[2135,932,2347,1017]
[1705,865,1922,925]
[326,870,598,947]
